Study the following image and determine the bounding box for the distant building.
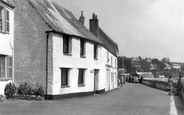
[172,63,181,70]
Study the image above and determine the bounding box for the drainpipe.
[45,32,49,96]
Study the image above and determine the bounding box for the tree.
[124,58,136,73]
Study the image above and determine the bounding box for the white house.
[0,0,14,95]
[89,13,119,91]
[12,0,118,99]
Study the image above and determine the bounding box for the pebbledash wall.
[0,0,14,95]
[13,0,51,92]
[46,32,108,97]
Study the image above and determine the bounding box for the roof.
[99,28,119,56]
[0,0,15,9]
[28,0,103,44]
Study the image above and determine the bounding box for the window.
[107,52,109,63]
[0,6,9,33]
[61,68,70,86]
[80,39,86,57]
[6,10,9,33]
[0,55,6,78]
[0,6,3,32]
[111,57,113,66]
[8,56,12,78]
[94,44,98,59]
[0,55,12,79]
[63,34,72,55]
[78,69,85,85]
[115,59,116,68]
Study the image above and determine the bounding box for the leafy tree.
[124,58,136,73]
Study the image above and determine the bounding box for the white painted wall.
[48,33,106,95]
[101,48,118,91]
[47,32,118,95]
[0,7,14,95]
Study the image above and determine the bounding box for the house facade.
[89,13,119,91]
[0,0,14,95]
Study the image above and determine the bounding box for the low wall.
[142,79,184,103]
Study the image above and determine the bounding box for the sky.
[53,0,184,62]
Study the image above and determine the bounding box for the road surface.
[0,83,184,115]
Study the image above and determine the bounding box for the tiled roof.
[99,28,119,56]
[28,0,103,44]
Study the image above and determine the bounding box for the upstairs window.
[111,57,113,66]
[63,34,72,55]
[0,6,9,34]
[115,59,117,68]
[94,44,98,60]
[6,10,9,33]
[107,51,109,63]
[80,39,86,57]
[0,6,3,32]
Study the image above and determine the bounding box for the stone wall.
[13,0,51,92]
[142,79,184,103]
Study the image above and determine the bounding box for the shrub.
[34,86,44,97]
[4,82,17,99]
[29,87,35,95]
[17,82,30,96]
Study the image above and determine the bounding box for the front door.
[94,69,99,93]
[106,69,110,91]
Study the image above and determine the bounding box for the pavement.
[0,83,184,115]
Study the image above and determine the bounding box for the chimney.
[89,13,99,38]
[79,11,85,25]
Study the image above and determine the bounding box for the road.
[0,83,184,115]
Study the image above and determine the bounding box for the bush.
[34,86,44,97]
[4,82,17,99]
[17,82,30,96]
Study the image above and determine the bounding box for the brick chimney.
[79,11,85,25]
[90,13,99,38]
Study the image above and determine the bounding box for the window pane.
[61,68,68,86]
[63,35,70,54]
[6,10,9,21]
[0,55,6,78]
[6,21,9,32]
[78,69,84,84]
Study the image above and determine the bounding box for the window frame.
[94,44,98,60]
[80,39,86,58]
[6,10,9,33]
[78,68,86,86]
[0,55,12,80]
[0,55,6,79]
[61,68,70,87]
[63,34,72,55]
[0,5,9,34]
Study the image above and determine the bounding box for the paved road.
[0,83,184,115]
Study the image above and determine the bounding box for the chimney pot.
[79,11,85,25]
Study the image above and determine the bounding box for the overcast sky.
[53,0,184,62]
